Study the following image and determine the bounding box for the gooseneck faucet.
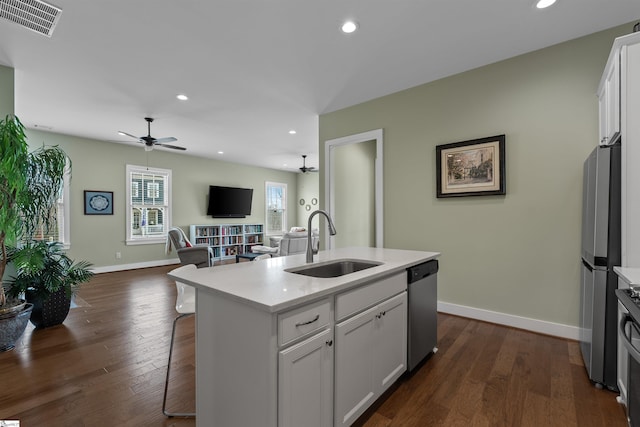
[306,210,337,263]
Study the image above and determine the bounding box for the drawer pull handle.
[295,314,320,327]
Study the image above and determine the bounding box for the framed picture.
[436,135,506,198]
[84,190,113,215]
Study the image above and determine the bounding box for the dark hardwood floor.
[0,265,627,426]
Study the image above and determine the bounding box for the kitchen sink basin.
[285,259,382,278]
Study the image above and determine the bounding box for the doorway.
[324,129,383,249]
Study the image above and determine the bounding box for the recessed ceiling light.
[535,0,557,8]
[341,20,358,34]
[176,94,188,101]
[289,130,296,135]
[218,151,224,155]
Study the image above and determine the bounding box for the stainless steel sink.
[285,259,382,278]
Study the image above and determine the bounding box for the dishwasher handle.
[408,260,438,284]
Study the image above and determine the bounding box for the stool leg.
[163,313,196,417]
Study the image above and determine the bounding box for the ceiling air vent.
[0,0,62,37]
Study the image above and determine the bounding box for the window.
[147,182,160,198]
[126,165,172,245]
[33,164,70,248]
[265,181,286,235]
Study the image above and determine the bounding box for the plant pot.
[27,289,71,328]
[0,300,27,319]
[0,303,33,351]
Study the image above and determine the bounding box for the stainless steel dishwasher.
[407,259,438,372]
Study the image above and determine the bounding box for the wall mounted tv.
[207,185,253,218]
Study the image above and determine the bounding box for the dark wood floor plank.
[360,318,626,427]
[0,265,629,426]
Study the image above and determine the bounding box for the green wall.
[296,172,320,230]
[333,140,376,248]
[319,24,633,328]
[25,130,299,269]
[0,64,14,117]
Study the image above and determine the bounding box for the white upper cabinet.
[598,50,620,146]
[613,32,640,267]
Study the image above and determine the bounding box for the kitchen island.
[168,246,440,427]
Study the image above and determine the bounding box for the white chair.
[251,229,319,257]
[163,264,197,418]
[253,254,272,261]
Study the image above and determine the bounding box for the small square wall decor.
[84,190,113,215]
[436,135,506,198]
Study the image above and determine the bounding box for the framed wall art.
[436,135,506,198]
[84,190,113,215]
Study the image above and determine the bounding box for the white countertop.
[167,246,440,313]
[614,266,640,286]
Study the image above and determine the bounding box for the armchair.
[166,227,214,268]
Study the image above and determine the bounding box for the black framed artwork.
[436,135,506,198]
[84,190,113,215]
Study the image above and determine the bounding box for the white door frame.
[324,129,383,248]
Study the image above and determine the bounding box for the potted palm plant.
[5,240,93,328]
[0,114,71,348]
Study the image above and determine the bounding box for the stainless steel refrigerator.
[580,136,621,390]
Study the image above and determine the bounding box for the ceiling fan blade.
[118,131,141,140]
[154,137,178,143]
[155,143,186,151]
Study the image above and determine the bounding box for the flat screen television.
[207,185,253,218]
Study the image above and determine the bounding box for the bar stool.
[163,264,197,417]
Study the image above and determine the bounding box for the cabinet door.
[598,84,608,144]
[599,58,620,145]
[334,306,378,427]
[278,328,333,427]
[606,57,620,142]
[375,292,407,392]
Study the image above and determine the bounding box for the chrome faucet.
[306,210,337,263]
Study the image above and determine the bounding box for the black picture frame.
[436,135,506,198]
[84,190,114,215]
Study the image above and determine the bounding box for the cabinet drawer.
[336,272,406,321]
[279,298,331,346]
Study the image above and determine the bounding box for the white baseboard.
[91,258,180,274]
[437,301,580,340]
[88,263,580,340]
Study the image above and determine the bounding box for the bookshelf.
[189,223,264,261]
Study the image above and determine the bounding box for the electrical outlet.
[115,252,122,259]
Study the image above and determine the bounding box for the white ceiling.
[0,0,638,172]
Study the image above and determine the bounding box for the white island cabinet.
[168,247,439,427]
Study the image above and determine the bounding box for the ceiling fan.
[118,117,185,151]
[299,155,317,173]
